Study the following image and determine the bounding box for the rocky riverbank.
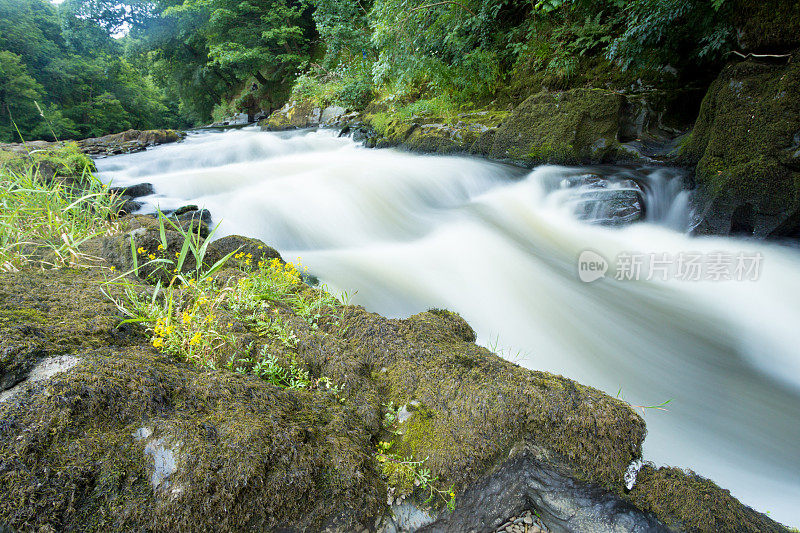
[0,142,791,531]
[0,129,186,159]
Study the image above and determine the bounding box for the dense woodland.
[0,0,768,142]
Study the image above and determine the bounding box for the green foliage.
[0,0,183,142]
[249,347,310,389]
[608,0,733,70]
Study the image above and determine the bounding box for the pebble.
[494,509,548,533]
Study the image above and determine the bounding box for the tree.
[0,51,43,142]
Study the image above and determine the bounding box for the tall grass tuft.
[0,160,120,271]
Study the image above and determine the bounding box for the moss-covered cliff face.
[681,54,800,238]
[733,0,800,53]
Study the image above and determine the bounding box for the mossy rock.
[203,234,283,270]
[733,0,800,52]
[259,100,322,131]
[0,265,787,531]
[78,215,204,284]
[474,88,625,165]
[0,141,95,184]
[626,465,787,532]
[363,108,508,155]
[0,346,383,532]
[681,55,800,237]
[0,268,138,393]
[78,129,186,156]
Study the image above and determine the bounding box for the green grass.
[0,146,120,271]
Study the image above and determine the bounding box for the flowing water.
[97,127,800,526]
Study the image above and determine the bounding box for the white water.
[98,127,800,526]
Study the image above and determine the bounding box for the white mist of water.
[98,127,800,526]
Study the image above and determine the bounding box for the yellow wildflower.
[152,337,164,348]
[157,244,164,251]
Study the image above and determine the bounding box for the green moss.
[0,141,94,183]
[682,57,800,217]
[479,88,624,165]
[0,345,383,532]
[733,0,800,51]
[626,465,788,533]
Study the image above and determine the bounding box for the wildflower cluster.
[139,279,232,367]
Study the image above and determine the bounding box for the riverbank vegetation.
[5,0,797,141]
[0,144,120,270]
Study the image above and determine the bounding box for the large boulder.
[0,266,786,532]
[473,89,626,165]
[681,54,800,238]
[259,100,322,131]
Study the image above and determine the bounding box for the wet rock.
[174,208,212,238]
[117,197,144,216]
[109,182,154,199]
[173,204,200,216]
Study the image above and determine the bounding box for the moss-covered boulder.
[0,141,95,184]
[473,88,626,165]
[0,347,383,532]
[259,100,322,131]
[681,55,800,237]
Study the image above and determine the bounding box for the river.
[96,126,800,527]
